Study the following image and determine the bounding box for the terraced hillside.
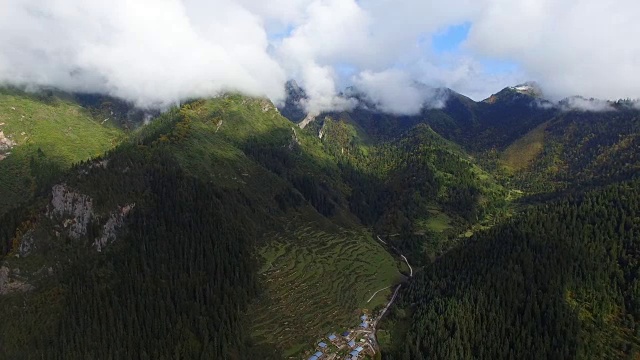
[0,94,406,359]
[251,220,401,355]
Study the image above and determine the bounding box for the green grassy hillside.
[500,121,549,172]
[0,88,124,215]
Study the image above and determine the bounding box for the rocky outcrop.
[0,266,34,295]
[94,203,135,252]
[48,184,94,239]
[0,131,16,157]
[11,184,130,257]
[318,121,328,139]
[298,112,318,129]
[91,159,109,169]
[289,127,301,150]
[18,229,35,257]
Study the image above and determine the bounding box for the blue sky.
[431,22,471,53]
[269,20,519,88]
[432,22,518,76]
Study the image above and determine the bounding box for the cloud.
[467,0,640,101]
[0,0,286,108]
[353,70,426,115]
[298,63,357,115]
[560,97,615,112]
[0,0,638,114]
[352,70,452,115]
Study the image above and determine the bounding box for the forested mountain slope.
[500,106,640,194]
[287,85,558,154]
[279,83,640,360]
[0,95,404,358]
[386,179,640,359]
[303,115,511,265]
[1,84,639,359]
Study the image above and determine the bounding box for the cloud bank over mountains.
[0,0,638,114]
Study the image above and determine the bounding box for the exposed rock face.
[18,230,35,257]
[12,184,130,256]
[94,204,135,252]
[318,121,328,139]
[289,127,301,150]
[0,266,34,295]
[298,112,318,129]
[0,130,16,152]
[48,184,94,239]
[92,160,109,169]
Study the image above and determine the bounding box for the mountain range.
[0,83,638,359]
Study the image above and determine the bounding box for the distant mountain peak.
[285,79,304,95]
[509,81,543,97]
[279,80,308,123]
[483,82,544,105]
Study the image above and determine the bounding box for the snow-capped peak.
[511,85,533,93]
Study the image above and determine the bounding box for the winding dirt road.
[369,234,414,353]
[367,286,392,303]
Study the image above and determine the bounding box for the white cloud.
[352,69,456,115]
[298,63,357,115]
[353,70,426,115]
[560,97,615,112]
[0,0,286,108]
[411,56,526,101]
[0,0,638,114]
[467,0,640,101]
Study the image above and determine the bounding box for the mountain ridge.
[0,85,639,359]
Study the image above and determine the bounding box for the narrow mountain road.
[368,234,414,354]
[367,286,392,303]
[369,284,402,354]
[371,284,402,329]
[401,255,413,277]
[377,234,413,278]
